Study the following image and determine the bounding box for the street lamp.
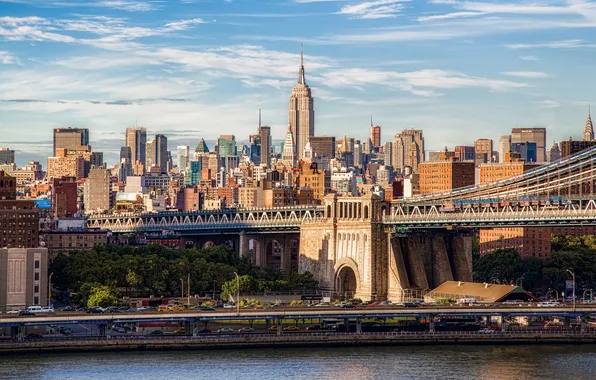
[582,289,593,303]
[233,272,240,316]
[180,278,184,299]
[48,272,54,307]
[567,269,576,311]
[516,275,525,287]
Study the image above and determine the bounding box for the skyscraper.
[393,129,425,173]
[288,46,314,163]
[282,127,295,167]
[146,138,156,168]
[584,105,594,142]
[0,148,15,165]
[511,128,546,162]
[53,128,89,157]
[371,116,381,149]
[125,127,147,166]
[84,168,111,214]
[177,145,190,171]
[154,134,168,172]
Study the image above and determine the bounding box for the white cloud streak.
[501,71,550,78]
[338,0,410,19]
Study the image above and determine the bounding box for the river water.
[1,345,596,380]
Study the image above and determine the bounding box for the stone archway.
[336,265,357,300]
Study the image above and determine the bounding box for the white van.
[27,306,43,313]
[458,298,477,304]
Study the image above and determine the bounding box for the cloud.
[321,68,528,96]
[501,71,550,78]
[519,55,539,61]
[163,18,207,32]
[537,100,560,108]
[417,11,485,22]
[506,39,596,49]
[0,51,19,64]
[337,0,410,19]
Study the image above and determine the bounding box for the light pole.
[567,269,576,311]
[212,280,217,301]
[180,278,184,299]
[582,289,593,303]
[187,273,190,306]
[516,275,525,288]
[233,272,240,315]
[48,272,54,307]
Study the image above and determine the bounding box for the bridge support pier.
[98,324,107,337]
[184,321,192,335]
[276,319,282,336]
[500,315,506,332]
[429,316,436,333]
[356,318,362,334]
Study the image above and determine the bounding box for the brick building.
[52,176,78,219]
[0,171,40,248]
[418,161,475,194]
[41,230,109,260]
[47,149,85,179]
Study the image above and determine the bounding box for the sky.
[0,0,595,165]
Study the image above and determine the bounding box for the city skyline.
[1,0,596,165]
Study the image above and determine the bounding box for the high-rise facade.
[177,146,190,171]
[511,128,546,162]
[259,126,271,167]
[282,127,295,167]
[146,138,156,169]
[498,136,511,163]
[51,176,77,219]
[288,47,314,163]
[474,139,493,165]
[146,134,167,172]
[53,128,89,157]
[0,148,15,165]
[310,137,335,159]
[84,168,112,214]
[125,127,147,166]
[393,129,425,173]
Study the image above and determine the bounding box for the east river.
[1,345,596,379]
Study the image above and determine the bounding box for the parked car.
[41,306,55,313]
[6,310,21,314]
[148,329,163,335]
[198,328,211,334]
[217,327,235,333]
[25,333,43,339]
[339,303,355,309]
[306,325,322,331]
[199,306,215,311]
[61,306,75,312]
[19,310,35,316]
[314,302,330,307]
[477,328,495,334]
[223,303,235,309]
[119,306,133,312]
[137,306,154,312]
[238,327,254,333]
[173,328,186,334]
[283,326,300,332]
[87,307,104,314]
[59,327,73,335]
[26,306,43,313]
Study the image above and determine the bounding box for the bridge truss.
[87,206,324,233]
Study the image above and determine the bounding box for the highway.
[2,305,596,325]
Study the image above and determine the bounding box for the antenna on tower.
[300,43,304,66]
[370,114,373,127]
[258,100,262,129]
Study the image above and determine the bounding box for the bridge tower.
[299,193,390,301]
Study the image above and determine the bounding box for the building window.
[34,296,39,305]
[34,272,39,281]
[34,260,40,269]
[34,285,39,293]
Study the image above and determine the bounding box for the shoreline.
[2,332,596,355]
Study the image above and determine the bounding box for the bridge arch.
[335,258,360,300]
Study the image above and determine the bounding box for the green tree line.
[50,244,318,305]
[474,235,596,296]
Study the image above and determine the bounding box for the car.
[136,306,155,312]
[119,306,133,312]
[76,307,88,312]
[61,306,75,312]
[199,306,215,311]
[314,302,330,307]
[477,328,494,334]
[87,307,104,314]
[6,310,21,314]
[339,303,355,309]
[25,333,43,339]
[104,307,122,313]
[59,327,73,335]
[537,302,560,307]
[41,306,55,313]
[19,310,35,316]
[112,326,126,333]
[269,325,278,332]
[283,326,300,332]
[173,328,186,334]
[27,306,43,313]
[197,328,211,334]
[223,303,235,309]
[148,329,163,335]
[217,327,235,333]
[413,300,425,306]
[238,327,254,333]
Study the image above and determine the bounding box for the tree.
[221,275,258,300]
[87,284,119,308]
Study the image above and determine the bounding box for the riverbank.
[3,332,596,355]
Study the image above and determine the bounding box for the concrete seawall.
[3,333,596,355]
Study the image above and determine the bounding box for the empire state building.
[288,47,314,163]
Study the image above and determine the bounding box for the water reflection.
[0,345,596,380]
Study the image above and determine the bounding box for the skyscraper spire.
[370,114,373,127]
[298,44,306,85]
[584,104,594,141]
[258,100,262,129]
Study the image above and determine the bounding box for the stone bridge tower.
[299,193,473,302]
[299,193,389,301]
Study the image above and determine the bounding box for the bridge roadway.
[2,306,596,326]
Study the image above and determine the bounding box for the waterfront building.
[0,247,48,312]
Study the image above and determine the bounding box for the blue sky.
[0,0,595,165]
